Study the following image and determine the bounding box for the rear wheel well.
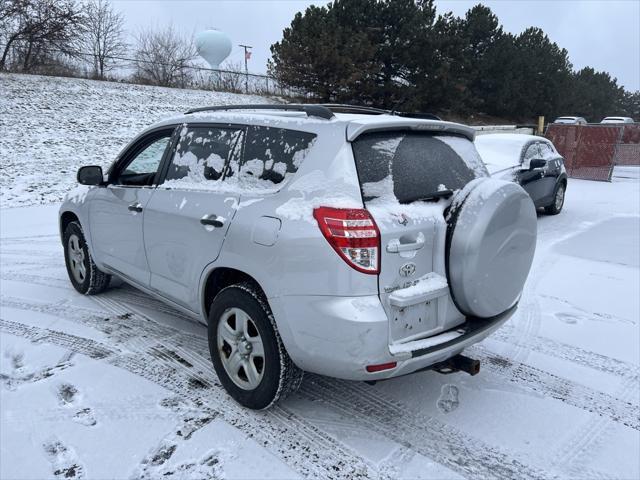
[60,211,79,236]
[203,268,267,319]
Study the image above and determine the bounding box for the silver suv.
[59,104,537,409]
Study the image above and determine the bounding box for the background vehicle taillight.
[313,207,380,274]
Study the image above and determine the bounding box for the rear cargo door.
[351,131,484,344]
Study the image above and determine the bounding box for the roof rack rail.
[317,104,391,115]
[184,104,335,120]
[397,111,442,121]
[183,103,442,122]
[317,103,442,121]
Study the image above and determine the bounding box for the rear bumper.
[269,294,515,381]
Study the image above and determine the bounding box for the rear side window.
[539,142,558,159]
[352,132,486,204]
[163,126,243,188]
[226,125,316,190]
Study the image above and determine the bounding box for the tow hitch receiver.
[432,354,480,376]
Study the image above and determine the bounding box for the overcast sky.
[111,0,640,91]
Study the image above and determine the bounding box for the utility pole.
[239,44,252,93]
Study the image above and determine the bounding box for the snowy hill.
[0,73,273,208]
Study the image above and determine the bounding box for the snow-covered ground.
[0,73,272,208]
[1,73,639,479]
[1,177,638,479]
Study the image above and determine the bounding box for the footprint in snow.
[8,350,25,370]
[437,384,460,414]
[57,383,98,427]
[73,407,97,427]
[555,312,580,324]
[42,438,85,479]
[139,446,228,479]
[57,383,79,405]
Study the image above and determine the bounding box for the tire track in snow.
[550,375,639,478]
[3,234,637,479]
[5,264,638,384]
[0,270,69,289]
[471,346,640,431]
[0,234,59,242]
[0,248,61,259]
[2,290,636,477]
[500,248,559,365]
[59,296,579,479]
[8,293,638,431]
[0,318,113,360]
[0,302,383,480]
[91,296,386,480]
[7,263,637,386]
[492,323,639,381]
[299,375,553,480]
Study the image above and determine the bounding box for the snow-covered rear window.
[161,125,316,193]
[226,125,316,188]
[352,132,486,204]
[165,127,243,185]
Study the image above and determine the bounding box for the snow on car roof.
[475,133,543,174]
[147,110,475,140]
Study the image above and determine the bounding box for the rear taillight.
[313,207,380,274]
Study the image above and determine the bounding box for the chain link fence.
[546,124,640,181]
[0,44,304,98]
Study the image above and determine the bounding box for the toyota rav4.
[59,104,537,409]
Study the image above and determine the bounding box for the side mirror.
[529,159,546,170]
[77,166,104,186]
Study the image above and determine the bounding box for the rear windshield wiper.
[400,189,454,204]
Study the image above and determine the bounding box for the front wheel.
[208,283,303,409]
[545,182,566,215]
[63,221,111,294]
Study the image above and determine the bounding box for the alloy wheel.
[217,307,265,390]
[555,184,565,210]
[67,234,86,284]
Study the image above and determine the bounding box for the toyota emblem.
[399,263,416,277]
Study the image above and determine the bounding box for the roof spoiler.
[346,120,476,142]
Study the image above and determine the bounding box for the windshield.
[351,131,487,204]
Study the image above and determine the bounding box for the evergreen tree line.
[269,0,639,122]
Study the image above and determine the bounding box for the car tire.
[545,182,566,215]
[63,221,111,295]
[207,282,303,410]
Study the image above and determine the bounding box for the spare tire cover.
[446,178,537,318]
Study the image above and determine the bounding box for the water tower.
[195,29,232,69]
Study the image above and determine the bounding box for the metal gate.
[546,124,640,181]
[614,125,640,166]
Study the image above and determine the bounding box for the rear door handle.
[200,214,225,228]
[387,234,425,253]
[128,203,143,213]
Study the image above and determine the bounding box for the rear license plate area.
[390,300,438,343]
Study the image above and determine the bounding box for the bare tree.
[215,61,244,92]
[79,0,127,79]
[132,25,196,87]
[0,0,83,72]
